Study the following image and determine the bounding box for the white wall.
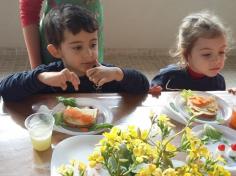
[0,0,236,50]
[0,0,24,47]
[103,0,236,49]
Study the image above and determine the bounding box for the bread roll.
[187,95,218,119]
[63,106,98,127]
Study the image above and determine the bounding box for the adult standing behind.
[19,0,104,69]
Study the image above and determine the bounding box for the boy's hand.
[86,62,124,87]
[38,68,80,90]
[149,86,162,95]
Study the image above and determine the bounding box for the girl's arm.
[19,0,44,69]
[22,25,42,69]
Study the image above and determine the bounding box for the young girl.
[19,0,104,69]
[150,10,232,93]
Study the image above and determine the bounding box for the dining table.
[0,91,235,176]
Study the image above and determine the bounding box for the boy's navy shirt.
[0,61,149,101]
[151,64,225,91]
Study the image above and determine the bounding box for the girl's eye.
[202,53,211,57]
[72,46,82,51]
[219,51,225,55]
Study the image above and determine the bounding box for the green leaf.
[53,112,64,126]
[180,133,191,151]
[230,156,236,162]
[89,123,113,131]
[180,89,194,101]
[201,124,224,144]
[162,155,173,169]
[131,163,147,173]
[118,143,132,168]
[108,156,117,174]
[119,158,129,163]
[203,124,222,139]
[57,96,77,107]
[119,166,129,175]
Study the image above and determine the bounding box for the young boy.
[0,4,149,101]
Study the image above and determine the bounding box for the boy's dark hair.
[44,4,99,47]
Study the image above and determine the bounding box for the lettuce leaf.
[180,89,194,101]
[57,96,77,107]
[201,124,227,144]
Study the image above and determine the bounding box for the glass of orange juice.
[229,97,236,129]
[25,112,55,151]
[229,106,236,129]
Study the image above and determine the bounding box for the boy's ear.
[47,44,62,58]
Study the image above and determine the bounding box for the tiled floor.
[0,48,235,88]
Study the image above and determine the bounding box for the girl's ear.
[47,44,62,59]
[183,49,189,62]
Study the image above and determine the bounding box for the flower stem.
[155,114,198,167]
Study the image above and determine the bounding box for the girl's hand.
[86,62,123,87]
[149,86,162,95]
[228,88,236,95]
[38,68,80,90]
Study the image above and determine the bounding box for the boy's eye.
[91,43,97,49]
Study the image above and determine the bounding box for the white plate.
[50,135,185,176]
[38,98,113,135]
[192,124,236,173]
[51,135,105,176]
[162,101,188,125]
[174,91,232,124]
[161,92,188,125]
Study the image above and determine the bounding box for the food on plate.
[53,106,114,131]
[193,124,236,167]
[53,96,114,132]
[57,96,77,107]
[214,143,236,163]
[228,144,236,158]
[216,144,226,158]
[181,90,218,119]
[187,95,218,118]
[229,108,236,129]
[201,124,224,144]
[63,106,98,127]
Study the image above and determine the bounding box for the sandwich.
[186,94,218,119]
[63,106,98,127]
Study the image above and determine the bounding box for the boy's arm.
[0,67,48,101]
[38,68,79,91]
[118,68,150,94]
[86,63,149,93]
[0,61,65,101]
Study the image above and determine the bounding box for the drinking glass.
[25,112,54,151]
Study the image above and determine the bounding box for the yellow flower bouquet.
[57,113,231,176]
